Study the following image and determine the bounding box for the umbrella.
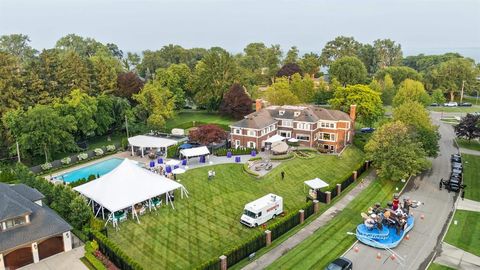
[288,138,299,143]
[179,143,193,149]
[166,159,181,166]
[172,168,186,174]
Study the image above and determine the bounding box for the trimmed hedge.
[242,163,260,177]
[270,153,294,160]
[214,147,255,156]
[173,121,230,131]
[225,232,266,266]
[89,230,143,270]
[267,211,301,241]
[85,252,106,270]
[167,143,179,158]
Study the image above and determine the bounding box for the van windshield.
[244,210,257,218]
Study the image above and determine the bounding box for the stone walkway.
[459,148,480,156]
[242,171,375,270]
[433,242,480,270]
[456,198,480,212]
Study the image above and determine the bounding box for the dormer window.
[279,110,285,116]
[294,111,300,117]
[3,216,27,230]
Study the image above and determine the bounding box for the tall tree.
[133,81,175,130]
[0,52,25,116]
[358,44,376,74]
[2,105,77,163]
[393,79,431,107]
[431,89,447,105]
[219,83,253,119]
[373,39,403,69]
[264,44,282,83]
[454,114,480,141]
[56,89,98,139]
[329,84,384,125]
[55,34,105,58]
[155,63,192,109]
[241,42,268,72]
[429,58,478,101]
[276,63,302,78]
[284,46,299,64]
[299,52,321,78]
[115,72,144,100]
[289,73,316,103]
[122,52,141,71]
[365,121,430,180]
[393,101,440,157]
[263,78,300,105]
[329,56,367,86]
[0,34,37,63]
[190,48,238,110]
[56,50,90,97]
[374,66,422,85]
[320,36,361,66]
[89,50,122,94]
[189,124,227,145]
[94,95,116,136]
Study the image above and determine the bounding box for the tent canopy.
[266,134,285,144]
[271,141,289,154]
[128,135,177,148]
[180,146,210,158]
[74,159,186,213]
[304,178,329,190]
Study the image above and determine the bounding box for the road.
[344,111,458,270]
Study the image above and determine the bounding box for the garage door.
[38,236,64,260]
[4,246,34,270]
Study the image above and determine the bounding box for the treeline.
[0,34,478,164]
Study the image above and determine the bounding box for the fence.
[225,233,266,266]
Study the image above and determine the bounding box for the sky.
[1,0,479,60]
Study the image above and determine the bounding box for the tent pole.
[102,206,105,220]
[131,146,134,156]
[91,200,95,213]
[141,147,144,157]
[131,206,135,219]
[105,213,112,227]
[94,206,102,218]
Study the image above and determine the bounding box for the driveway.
[343,111,458,269]
[19,247,87,270]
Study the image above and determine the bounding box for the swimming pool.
[58,158,124,183]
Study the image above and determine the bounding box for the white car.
[444,102,458,107]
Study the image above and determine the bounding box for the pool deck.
[48,151,270,183]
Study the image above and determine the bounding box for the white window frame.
[247,130,256,137]
[296,134,310,141]
[234,128,241,135]
[247,141,256,149]
[318,132,336,142]
[319,121,337,129]
[235,140,241,148]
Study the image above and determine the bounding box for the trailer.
[240,194,283,227]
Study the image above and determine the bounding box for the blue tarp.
[356,216,414,249]
[179,143,193,149]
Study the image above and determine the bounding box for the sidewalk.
[433,242,480,270]
[459,148,480,156]
[456,198,480,212]
[242,171,375,270]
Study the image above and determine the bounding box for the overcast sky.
[1,0,479,59]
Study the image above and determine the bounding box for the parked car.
[444,102,458,107]
[458,102,472,107]
[360,127,375,133]
[325,257,353,270]
[430,103,440,107]
[451,154,461,163]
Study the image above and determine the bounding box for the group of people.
[208,170,216,180]
[363,194,419,235]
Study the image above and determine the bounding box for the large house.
[230,100,356,153]
[0,183,72,270]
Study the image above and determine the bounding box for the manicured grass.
[457,138,480,151]
[444,210,480,257]
[428,105,480,113]
[427,263,456,270]
[165,110,234,131]
[462,154,480,201]
[108,147,364,269]
[266,178,403,270]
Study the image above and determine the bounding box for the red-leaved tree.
[189,124,227,145]
[115,72,144,100]
[276,63,302,78]
[219,83,253,119]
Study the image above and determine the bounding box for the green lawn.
[108,147,364,269]
[165,110,235,131]
[462,154,480,201]
[266,178,404,270]
[428,105,480,113]
[444,210,480,257]
[427,263,456,270]
[457,138,480,151]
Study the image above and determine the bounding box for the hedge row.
[89,230,143,270]
[270,152,294,160]
[243,163,260,177]
[172,121,230,131]
[214,147,255,156]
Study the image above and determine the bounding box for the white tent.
[304,178,329,191]
[128,135,177,157]
[180,146,210,160]
[74,159,189,227]
[266,134,285,144]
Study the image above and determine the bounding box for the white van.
[240,194,283,227]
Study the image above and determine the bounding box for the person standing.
[281,171,285,180]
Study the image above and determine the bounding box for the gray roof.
[0,193,32,222]
[0,183,72,253]
[231,105,351,129]
[10,184,45,202]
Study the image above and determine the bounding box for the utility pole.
[125,115,129,138]
[460,80,465,103]
[16,141,21,163]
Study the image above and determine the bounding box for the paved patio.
[19,247,87,270]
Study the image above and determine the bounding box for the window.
[279,131,291,138]
[235,140,240,147]
[282,120,292,127]
[248,130,256,137]
[234,129,241,134]
[319,133,336,142]
[329,123,335,128]
[296,134,310,141]
[257,212,262,217]
[5,216,26,229]
[294,111,300,117]
[247,141,256,148]
[279,110,285,116]
[296,123,310,130]
[320,122,336,129]
[321,122,326,128]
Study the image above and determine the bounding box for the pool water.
[58,158,124,183]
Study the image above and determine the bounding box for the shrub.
[40,162,53,171]
[249,157,262,161]
[167,144,179,158]
[78,153,89,161]
[60,157,72,165]
[214,147,254,156]
[94,148,104,156]
[270,153,294,160]
[243,163,260,177]
[106,145,116,152]
[121,138,129,150]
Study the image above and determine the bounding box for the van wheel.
[254,223,258,227]
[273,214,277,219]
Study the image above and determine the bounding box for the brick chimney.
[349,104,357,121]
[255,99,263,112]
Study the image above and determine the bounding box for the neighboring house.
[230,100,356,153]
[0,183,72,270]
